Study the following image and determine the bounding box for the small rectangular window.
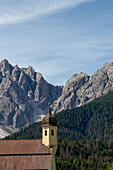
[51,129,54,136]
[45,130,47,136]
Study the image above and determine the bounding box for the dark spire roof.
[42,103,58,126]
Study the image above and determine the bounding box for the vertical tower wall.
[42,125,57,147]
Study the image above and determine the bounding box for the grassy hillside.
[5,90,113,142]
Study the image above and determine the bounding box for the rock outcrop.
[0,59,62,130]
[1,59,113,133]
[52,62,113,114]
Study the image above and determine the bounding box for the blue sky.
[0,0,113,85]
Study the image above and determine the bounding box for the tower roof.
[42,103,58,126]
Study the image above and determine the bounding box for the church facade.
[0,104,58,170]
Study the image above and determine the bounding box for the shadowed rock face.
[0,59,62,129]
[1,59,113,130]
[52,62,113,114]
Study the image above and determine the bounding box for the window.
[51,129,54,136]
[45,130,47,136]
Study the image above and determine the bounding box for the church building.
[0,104,58,170]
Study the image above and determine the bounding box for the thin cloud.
[0,0,94,25]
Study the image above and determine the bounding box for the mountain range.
[0,59,62,131]
[5,90,113,143]
[52,62,113,113]
[0,59,113,137]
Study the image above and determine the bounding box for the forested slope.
[5,90,113,142]
[56,139,113,170]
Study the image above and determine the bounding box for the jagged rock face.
[1,59,113,130]
[0,59,62,129]
[52,62,113,114]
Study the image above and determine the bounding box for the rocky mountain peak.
[0,59,13,76]
[12,65,20,81]
[14,65,19,69]
[28,65,35,71]
[36,72,43,82]
[52,62,113,114]
[1,59,113,136]
[1,59,9,65]
[100,62,113,73]
[1,59,11,67]
[21,66,36,81]
[103,62,113,67]
[71,72,89,81]
[22,65,35,73]
[0,59,62,130]
[64,72,90,93]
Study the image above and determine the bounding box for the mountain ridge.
[0,59,113,136]
[52,62,113,114]
[5,90,113,143]
[0,59,62,131]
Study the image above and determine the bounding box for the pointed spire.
[42,102,58,126]
[48,103,52,115]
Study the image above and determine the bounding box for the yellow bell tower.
[42,103,58,154]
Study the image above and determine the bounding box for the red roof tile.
[0,139,53,155]
[0,155,52,170]
[0,139,53,170]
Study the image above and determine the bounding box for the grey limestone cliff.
[0,59,62,130]
[52,62,113,114]
[0,59,113,133]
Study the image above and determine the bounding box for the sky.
[0,0,113,85]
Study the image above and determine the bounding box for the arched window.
[51,129,54,136]
[45,130,47,136]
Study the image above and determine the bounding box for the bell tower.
[41,103,58,154]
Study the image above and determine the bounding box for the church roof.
[0,154,53,170]
[0,139,53,170]
[0,139,52,155]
